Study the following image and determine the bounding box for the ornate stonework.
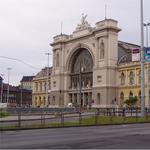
[75,14,91,30]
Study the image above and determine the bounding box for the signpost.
[145,47,150,61]
[145,47,150,110]
[132,49,140,62]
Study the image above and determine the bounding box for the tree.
[124,96,138,106]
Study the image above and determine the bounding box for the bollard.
[43,113,45,126]
[79,112,82,124]
[136,107,138,122]
[18,113,21,127]
[41,111,43,126]
[146,111,148,122]
[95,112,98,124]
[61,113,64,126]
[110,112,112,123]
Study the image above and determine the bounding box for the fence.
[0,107,79,114]
[1,107,150,129]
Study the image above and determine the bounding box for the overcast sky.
[0,0,150,86]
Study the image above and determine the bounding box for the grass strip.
[1,116,150,130]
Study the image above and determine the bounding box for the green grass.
[0,112,9,118]
[1,116,150,130]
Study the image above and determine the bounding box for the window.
[53,96,55,105]
[129,91,133,98]
[139,70,141,83]
[39,97,41,106]
[97,93,100,104]
[130,71,134,84]
[40,83,42,92]
[138,91,141,104]
[121,92,124,105]
[121,73,125,85]
[44,82,46,91]
[36,83,38,92]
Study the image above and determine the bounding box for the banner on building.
[132,49,140,62]
[145,47,150,62]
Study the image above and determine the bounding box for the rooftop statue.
[76,14,91,30]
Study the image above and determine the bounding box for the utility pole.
[0,74,4,103]
[140,0,145,117]
[45,53,52,107]
[20,82,22,107]
[7,68,11,105]
[144,23,150,110]
[79,61,82,112]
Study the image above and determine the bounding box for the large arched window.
[70,48,93,89]
[71,49,93,73]
[121,73,125,85]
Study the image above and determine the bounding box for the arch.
[71,49,93,73]
[129,91,133,98]
[121,72,125,85]
[66,43,95,73]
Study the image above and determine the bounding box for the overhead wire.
[0,55,42,70]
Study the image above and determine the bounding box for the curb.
[1,121,150,132]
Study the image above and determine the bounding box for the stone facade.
[50,18,121,107]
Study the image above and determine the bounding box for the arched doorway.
[69,48,93,107]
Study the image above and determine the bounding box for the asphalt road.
[1,123,150,149]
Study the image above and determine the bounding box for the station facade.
[50,17,121,107]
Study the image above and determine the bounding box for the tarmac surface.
[1,123,150,149]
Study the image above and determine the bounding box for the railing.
[0,107,150,129]
[0,107,79,114]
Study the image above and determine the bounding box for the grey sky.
[0,0,150,86]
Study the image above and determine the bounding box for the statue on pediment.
[76,14,91,30]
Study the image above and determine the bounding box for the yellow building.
[32,67,52,107]
[118,48,150,107]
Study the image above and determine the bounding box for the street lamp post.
[0,74,4,103]
[7,68,11,105]
[144,23,150,110]
[45,53,52,107]
[140,0,145,117]
[79,61,84,112]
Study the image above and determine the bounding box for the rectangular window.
[36,83,38,92]
[40,83,42,92]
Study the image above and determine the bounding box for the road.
[1,123,150,149]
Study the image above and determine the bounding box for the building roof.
[35,67,52,78]
[20,76,35,82]
[3,83,19,91]
[118,41,141,64]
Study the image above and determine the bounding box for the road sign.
[91,100,94,103]
[145,47,150,62]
